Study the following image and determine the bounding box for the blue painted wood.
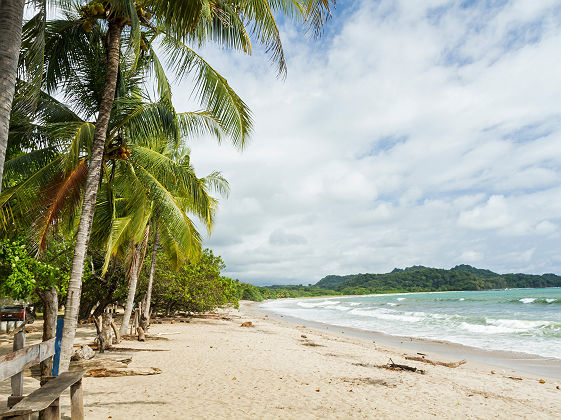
[51,318,63,376]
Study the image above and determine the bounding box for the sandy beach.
[2,301,561,419]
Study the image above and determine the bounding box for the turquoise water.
[261,288,561,359]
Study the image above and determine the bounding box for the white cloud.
[172,0,561,284]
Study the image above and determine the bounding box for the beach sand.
[2,301,561,419]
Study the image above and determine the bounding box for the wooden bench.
[0,331,85,419]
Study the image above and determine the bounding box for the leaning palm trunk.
[59,21,124,372]
[0,0,25,191]
[141,225,159,330]
[120,226,150,336]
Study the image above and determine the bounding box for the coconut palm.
[9,0,335,370]
[89,136,229,336]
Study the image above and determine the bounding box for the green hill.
[314,265,561,295]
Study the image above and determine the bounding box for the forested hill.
[314,265,561,294]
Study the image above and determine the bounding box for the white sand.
[3,302,561,419]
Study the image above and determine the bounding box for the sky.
[172,0,561,286]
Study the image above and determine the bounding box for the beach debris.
[86,367,162,377]
[103,346,169,352]
[315,388,320,392]
[301,334,307,338]
[539,379,546,384]
[240,321,254,327]
[382,358,425,374]
[71,357,133,371]
[404,355,466,368]
[556,385,560,390]
[491,370,496,374]
[507,376,523,381]
[71,345,95,361]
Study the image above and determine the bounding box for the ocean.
[260,288,561,359]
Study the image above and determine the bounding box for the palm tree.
[11,0,335,370]
[90,137,229,336]
[0,0,26,191]
[2,18,231,356]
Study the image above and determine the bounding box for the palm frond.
[34,158,88,250]
[161,37,252,148]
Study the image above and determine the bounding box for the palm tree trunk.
[141,225,159,329]
[59,21,123,372]
[120,226,150,336]
[0,0,25,192]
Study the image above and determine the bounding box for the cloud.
[269,229,308,246]
[172,0,561,284]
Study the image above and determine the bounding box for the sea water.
[261,288,561,359]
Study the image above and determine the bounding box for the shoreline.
[3,304,561,419]
[251,300,561,380]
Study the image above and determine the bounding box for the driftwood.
[383,358,425,374]
[103,346,169,352]
[119,334,169,341]
[85,367,162,377]
[71,357,133,371]
[404,356,467,368]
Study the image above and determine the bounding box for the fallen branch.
[404,356,466,368]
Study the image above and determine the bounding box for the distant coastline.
[238,264,561,301]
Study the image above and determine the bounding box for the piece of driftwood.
[240,322,253,327]
[85,367,162,377]
[404,356,467,368]
[382,359,425,374]
[71,357,132,371]
[104,346,169,352]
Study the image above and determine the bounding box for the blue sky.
[173,0,561,285]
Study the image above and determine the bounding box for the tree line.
[238,264,561,300]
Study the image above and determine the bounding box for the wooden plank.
[0,338,55,381]
[10,332,25,402]
[0,370,86,417]
[70,380,84,420]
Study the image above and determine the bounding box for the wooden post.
[40,286,58,381]
[9,331,25,408]
[70,379,84,420]
[41,398,60,420]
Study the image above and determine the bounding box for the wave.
[349,308,424,323]
[509,298,560,304]
[297,300,340,309]
[396,297,406,301]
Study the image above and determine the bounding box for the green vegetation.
[238,265,561,301]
